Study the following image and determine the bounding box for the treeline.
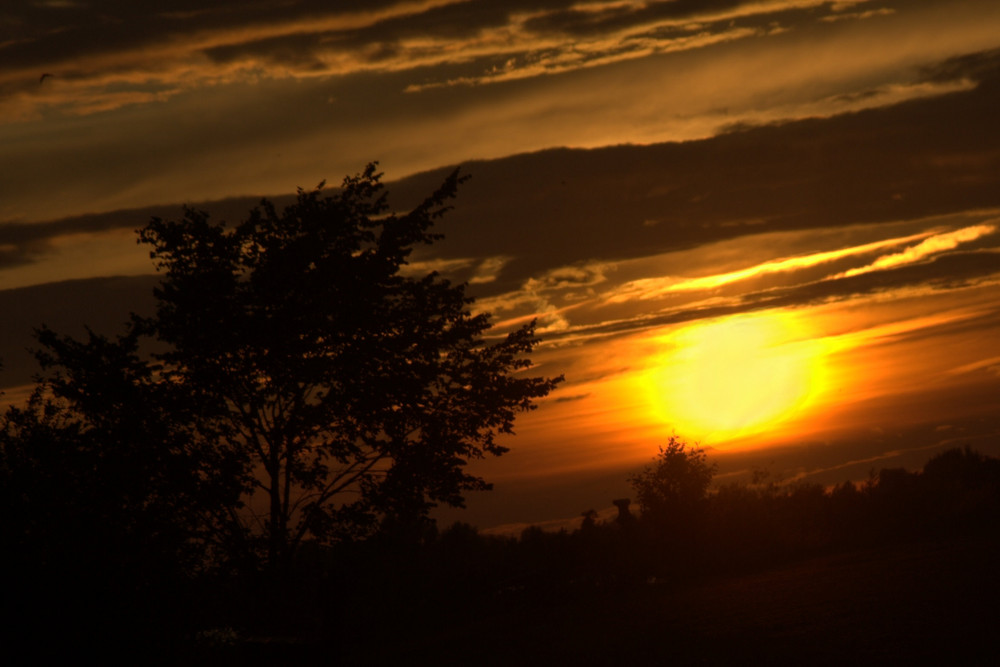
[335,443,1000,603]
[3,427,1000,660]
[198,442,1000,659]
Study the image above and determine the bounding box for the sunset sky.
[3,0,1000,531]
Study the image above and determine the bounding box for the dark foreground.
[10,445,1000,664]
[200,535,999,666]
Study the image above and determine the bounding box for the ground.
[187,534,999,665]
[353,536,999,666]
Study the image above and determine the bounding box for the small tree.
[629,436,717,530]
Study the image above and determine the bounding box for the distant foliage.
[628,436,717,531]
[330,444,1000,609]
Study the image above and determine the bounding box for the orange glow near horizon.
[637,311,833,445]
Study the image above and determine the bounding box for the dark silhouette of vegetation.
[4,369,999,661]
[131,163,560,577]
[282,441,1000,664]
[629,438,717,515]
[315,440,1000,609]
[629,436,716,536]
[0,331,241,656]
[0,164,561,655]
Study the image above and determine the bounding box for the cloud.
[403,25,767,92]
[469,255,513,284]
[7,76,1000,329]
[604,229,938,303]
[5,6,1000,224]
[947,355,1000,378]
[523,262,614,293]
[7,0,784,116]
[4,38,1000,362]
[0,193,288,282]
[446,199,1000,350]
[553,392,592,404]
[508,246,1000,349]
[401,256,477,277]
[831,223,998,278]
[780,440,949,484]
[0,0,471,118]
[1,0,973,121]
[821,7,895,22]
[7,54,1000,299]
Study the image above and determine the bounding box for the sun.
[640,311,829,443]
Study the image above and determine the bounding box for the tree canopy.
[6,164,561,577]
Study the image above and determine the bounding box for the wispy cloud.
[947,355,1000,378]
[821,7,895,22]
[400,256,477,276]
[1,0,468,118]
[403,25,766,92]
[5,2,1000,226]
[831,223,998,279]
[470,255,513,284]
[0,0,935,119]
[467,217,1000,351]
[605,229,935,303]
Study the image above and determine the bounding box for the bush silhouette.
[629,437,717,531]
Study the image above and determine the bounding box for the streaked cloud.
[4,1,1000,225]
[605,229,937,303]
[832,223,998,279]
[2,0,993,123]
[946,355,1000,378]
[403,25,767,92]
[821,7,895,22]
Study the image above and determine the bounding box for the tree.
[124,163,561,574]
[21,326,245,563]
[629,436,717,530]
[0,329,240,651]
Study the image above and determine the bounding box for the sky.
[2,0,1000,532]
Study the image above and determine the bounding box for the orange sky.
[2,0,1000,530]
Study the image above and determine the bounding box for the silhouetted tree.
[919,446,1000,531]
[629,436,717,529]
[26,326,245,562]
[628,437,718,571]
[0,328,240,654]
[124,163,561,576]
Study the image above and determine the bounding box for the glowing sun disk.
[640,311,829,443]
